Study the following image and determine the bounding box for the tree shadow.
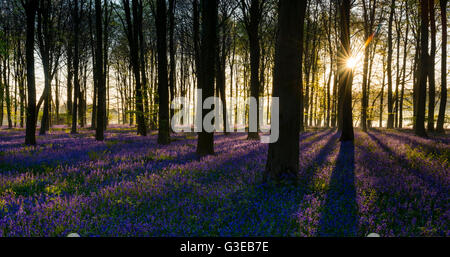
[318,141,358,237]
[215,132,340,236]
[298,132,340,188]
[371,128,449,154]
[367,132,448,192]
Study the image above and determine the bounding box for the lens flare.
[346,57,358,69]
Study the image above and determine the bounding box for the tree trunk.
[138,0,149,127]
[156,0,170,144]
[168,0,176,131]
[415,0,429,137]
[399,2,409,129]
[427,0,436,132]
[71,0,80,134]
[338,0,354,142]
[245,0,262,140]
[25,0,38,145]
[103,0,110,129]
[3,55,12,129]
[264,0,306,183]
[436,0,447,133]
[380,59,386,128]
[386,0,395,129]
[66,41,73,124]
[196,0,218,156]
[124,0,146,136]
[95,0,105,141]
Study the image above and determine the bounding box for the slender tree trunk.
[399,2,409,129]
[123,0,146,136]
[156,0,170,144]
[66,41,73,123]
[71,0,81,134]
[25,0,38,145]
[380,59,386,128]
[95,0,105,141]
[3,56,12,129]
[415,0,429,137]
[436,0,447,133]
[89,0,97,129]
[394,8,402,128]
[138,0,149,127]
[245,0,262,140]
[361,41,369,132]
[103,0,110,129]
[168,0,176,131]
[0,61,3,127]
[427,0,436,132]
[386,0,395,129]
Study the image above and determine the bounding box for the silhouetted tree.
[24,0,38,145]
[240,0,264,140]
[436,0,447,133]
[95,0,105,141]
[156,0,170,144]
[123,0,147,136]
[196,0,218,156]
[338,0,354,142]
[427,0,436,132]
[264,0,307,182]
[415,0,429,137]
[71,0,81,134]
[386,0,394,129]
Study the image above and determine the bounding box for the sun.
[346,57,358,69]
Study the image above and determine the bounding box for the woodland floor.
[0,126,448,236]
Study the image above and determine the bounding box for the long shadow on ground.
[318,141,358,237]
[367,132,448,192]
[207,132,340,236]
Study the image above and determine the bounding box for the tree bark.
[386,0,395,129]
[264,0,306,183]
[95,0,105,141]
[25,0,38,145]
[196,0,218,156]
[338,0,354,142]
[156,0,170,144]
[436,0,447,133]
[168,0,176,130]
[415,0,429,137]
[427,0,436,132]
[242,0,262,140]
[71,0,81,134]
[399,1,409,129]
